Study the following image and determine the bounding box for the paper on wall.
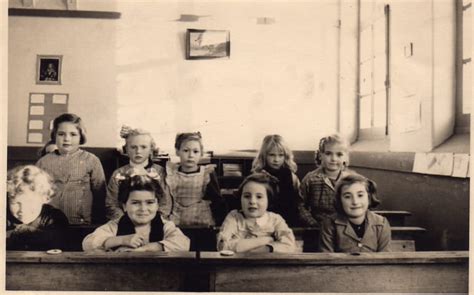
[30,106,44,115]
[29,120,43,130]
[28,133,43,143]
[413,152,454,176]
[452,154,470,178]
[52,94,68,104]
[30,94,45,104]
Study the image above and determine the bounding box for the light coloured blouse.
[217,210,296,253]
[82,216,190,252]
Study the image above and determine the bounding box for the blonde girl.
[36,113,106,225]
[297,133,353,227]
[217,173,296,253]
[165,132,228,226]
[7,165,69,250]
[319,173,391,252]
[252,134,300,226]
[105,125,169,220]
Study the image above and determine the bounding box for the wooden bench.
[373,210,411,226]
[200,251,468,293]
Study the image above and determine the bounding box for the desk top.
[6,251,196,264]
[199,251,468,265]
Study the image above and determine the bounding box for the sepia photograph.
[1,0,471,293]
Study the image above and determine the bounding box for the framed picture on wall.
[186,29,230,59]
[36,55,62,85]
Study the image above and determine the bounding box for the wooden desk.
[65,225,424,252]
[200,251,468,293]
[6,251,199,291]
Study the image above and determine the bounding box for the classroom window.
[456,0,471,133]
[358,3,390,139]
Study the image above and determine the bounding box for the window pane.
[463,2,471,58]
[373,55,386,93]
[463,62,471,114]
[463,1,471,114]
[360,60,372,97]
[373,91,387,127]
[360,96,372,128]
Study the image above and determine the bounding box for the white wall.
[8,15,118,147]
[114,1,340,153]
[7,0,459,153]
[432,0,456,147]
[388,0,456,152]
[8,1,341,153]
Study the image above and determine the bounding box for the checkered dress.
[165,162,215,227]
[297,167,354,227]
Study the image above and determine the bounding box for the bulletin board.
[27,93,69,144]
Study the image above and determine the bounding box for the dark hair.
[174,132,203,155]
[334,173,380,215]
[117,175,163,205]
[50,113,87,144]
[37,140,57,158]
[235,172,279,211]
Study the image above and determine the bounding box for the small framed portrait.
[36,55,62,85]
[186,29,230,60]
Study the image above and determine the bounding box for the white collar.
[253,212,270,227]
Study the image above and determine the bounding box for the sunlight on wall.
[115,1,340,153]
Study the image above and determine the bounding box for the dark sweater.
[7,204,69,251]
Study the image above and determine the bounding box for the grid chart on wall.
[27,93,69,144]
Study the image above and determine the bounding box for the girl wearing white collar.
[217,173,296,253]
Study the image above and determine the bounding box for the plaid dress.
[36,149,106,225]
[297,167,354,227]
[165,162,215,227]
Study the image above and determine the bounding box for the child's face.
[176,140,202,172]
[320,143,346,172]
[9,188,47,224]
[123,190,159,226]
[340,182,369,220]
[265,146,285,170]
[241,181,268,219]
[127,134,152,165]
[56,122,81,154]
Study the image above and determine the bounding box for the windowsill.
[431,134,470,154]
[350,138,390,152]
[351,134,470,154]
[349,134,470,176]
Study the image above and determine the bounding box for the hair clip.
[120,125,133,139]
[146,168,161,181]
[114,173,126,181]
